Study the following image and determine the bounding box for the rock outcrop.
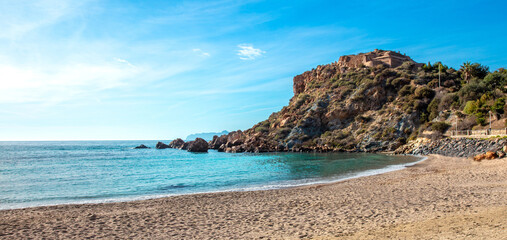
[156,142,170,149]
[204,49,506,154]
[180,141,191,150]
[187,138,209,152]
[134,144,150,149]
[211,49,432,153]
[169,138,185,149]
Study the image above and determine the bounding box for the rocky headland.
[207,49,507,156]
[147,49,507,158]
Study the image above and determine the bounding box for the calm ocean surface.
[0,141,421,210]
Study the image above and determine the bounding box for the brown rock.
[210,135,227,149]
[155,142,170,149]
[169,138,185,149]
[485,151,498,160]
[187,138,209,153]
[473,154,486,161]
[180,141,191,150]
[134,144,150,149]
[293,72,313,95]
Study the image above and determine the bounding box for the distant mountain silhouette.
[186,130,229,141]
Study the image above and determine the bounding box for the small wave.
[157,184,191,191]
[0,155,426,210]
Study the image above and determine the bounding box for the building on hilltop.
[293,49,423,95]
[337,49,422,69]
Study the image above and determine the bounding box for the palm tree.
[460,61,472,83]
[438,62,442,87]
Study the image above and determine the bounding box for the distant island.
[185,130,229,141]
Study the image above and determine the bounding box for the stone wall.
[395,138,506,158]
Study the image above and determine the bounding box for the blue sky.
[1,0,506,140]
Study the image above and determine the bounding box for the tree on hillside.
[460,61,472,83]
[460,62,489,83]
[483,70,507,92]
[470,63,489,79]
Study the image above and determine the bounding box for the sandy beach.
[1,154,506,239]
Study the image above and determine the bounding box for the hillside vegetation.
[211,51,507,152]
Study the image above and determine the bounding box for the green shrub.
[408,132,418,141]
[428,79,439,88]
[463,100,478,115]
[381,127,397,140]
[477,117,487,126]
[389,77,410,87]
[439,93,459,111]
[275,127,291,137]
[335,130,350,140]
[413,100,428,111]
[427,97,441,121]
[255,126,268,133]
[469,63,490,79]
[399,85,414,97]
[294,94,310,109]
[400,61,414,70]
[420,112,428,123]
[372,132,382,140]
[321,131,331,138]
[458,82,487,102]
[492,97,505,114]
[414,87,435,99]
[431,122,450,133]
[483,71,507,91]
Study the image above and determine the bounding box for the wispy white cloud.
[0,0,89,40]
[237,44,265,60]
[114,58,137,68]
[192,48,210,57]
[0,62,143,104]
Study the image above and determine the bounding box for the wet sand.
[1,155,506,239]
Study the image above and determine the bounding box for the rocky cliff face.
[210,49,506,153]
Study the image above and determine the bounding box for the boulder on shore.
[169,138,185,149]
[187,138,209,152]
[473,154,486,161]
[156,142,170,149]
[485,151,498,160]
[134,144,150,149]
[474,151,499,161]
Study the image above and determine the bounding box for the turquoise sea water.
[0,141,421,210]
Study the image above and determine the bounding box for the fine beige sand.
[1,155,506,239]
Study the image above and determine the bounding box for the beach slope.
[1,155,506,239]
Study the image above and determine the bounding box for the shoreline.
[1,154,506,239]
[0,154,425,211]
